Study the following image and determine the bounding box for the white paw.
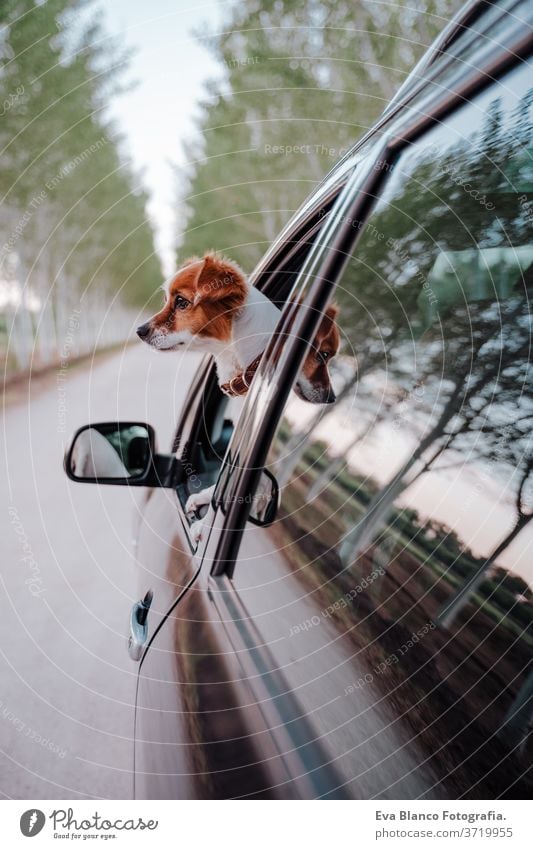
[190,519,204,544]
[185,485,215,514]
[185,493,200,514]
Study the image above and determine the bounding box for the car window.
[238,59,533,796]
[175,201,341,523]
[175,376,244,515]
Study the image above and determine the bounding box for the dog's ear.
[315,302,340,354]
[316,303,339,335]
[325,302,339,321]
[191,253,247,312]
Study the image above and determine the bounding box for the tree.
[0,0,162,374]
[437,457,532,628]
[177,0,462,271]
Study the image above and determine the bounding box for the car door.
[213,48,533,799]
[134,4,533,799]
[128,356,212,647]
[132,358,268,797]
[132,126,385,795]
[132,165,355,798]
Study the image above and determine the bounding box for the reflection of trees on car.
[439,456,532,627]
[334,93,533,569]
[275,370,359,486]
[277,421,533,638]
[268,426,533,795]
[266,89,533,778]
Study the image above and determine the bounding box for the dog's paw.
[185,484,215,514]
[185,493,200,514]
[190,519,205,545]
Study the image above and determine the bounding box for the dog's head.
[137,253,247,350]
[294,304,340,405]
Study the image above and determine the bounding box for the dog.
[136,252,340,404]
[137,253,340,544]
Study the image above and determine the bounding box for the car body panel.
[133,0,533,799]
[134,566,298,799]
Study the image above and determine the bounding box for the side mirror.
[64,422,177,487]
[247,468,280,527]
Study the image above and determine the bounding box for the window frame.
[383,0,528,118]
[170,173,352,543]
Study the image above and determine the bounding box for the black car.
[66,0,533,799]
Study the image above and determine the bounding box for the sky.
[98,0,227,276]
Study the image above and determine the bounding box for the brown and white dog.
[136,252,340,404]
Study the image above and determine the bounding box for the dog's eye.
[174,295,190,311]
[317,350,331,364]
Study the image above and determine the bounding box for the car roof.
[383,0,499,114]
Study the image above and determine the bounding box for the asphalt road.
[1,344,203,799]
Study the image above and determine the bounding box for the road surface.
[1,344,203,799]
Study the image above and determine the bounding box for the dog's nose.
[136,322,151,340]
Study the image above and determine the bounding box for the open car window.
[174,179,347,526]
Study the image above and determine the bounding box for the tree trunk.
[338,378,467,566]
[34,247,57,366]
[7,294,34,373]
[338,455,417,564]
[499,667,533,751]
[306,422,373,502]
[276,371,358,486]
[307,455,346,502]
[437,514,531,629]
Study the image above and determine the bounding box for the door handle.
[128,589,153,661]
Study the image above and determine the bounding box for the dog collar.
[220,354,263,397]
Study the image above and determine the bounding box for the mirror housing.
[64,422,178,488]
[247,468,280,527]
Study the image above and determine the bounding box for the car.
[65,0,533,799]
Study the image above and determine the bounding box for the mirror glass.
[248,469,279,526]
[68,424,151,480]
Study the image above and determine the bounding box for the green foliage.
[0,0,161,328]
[177,0,462,270]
